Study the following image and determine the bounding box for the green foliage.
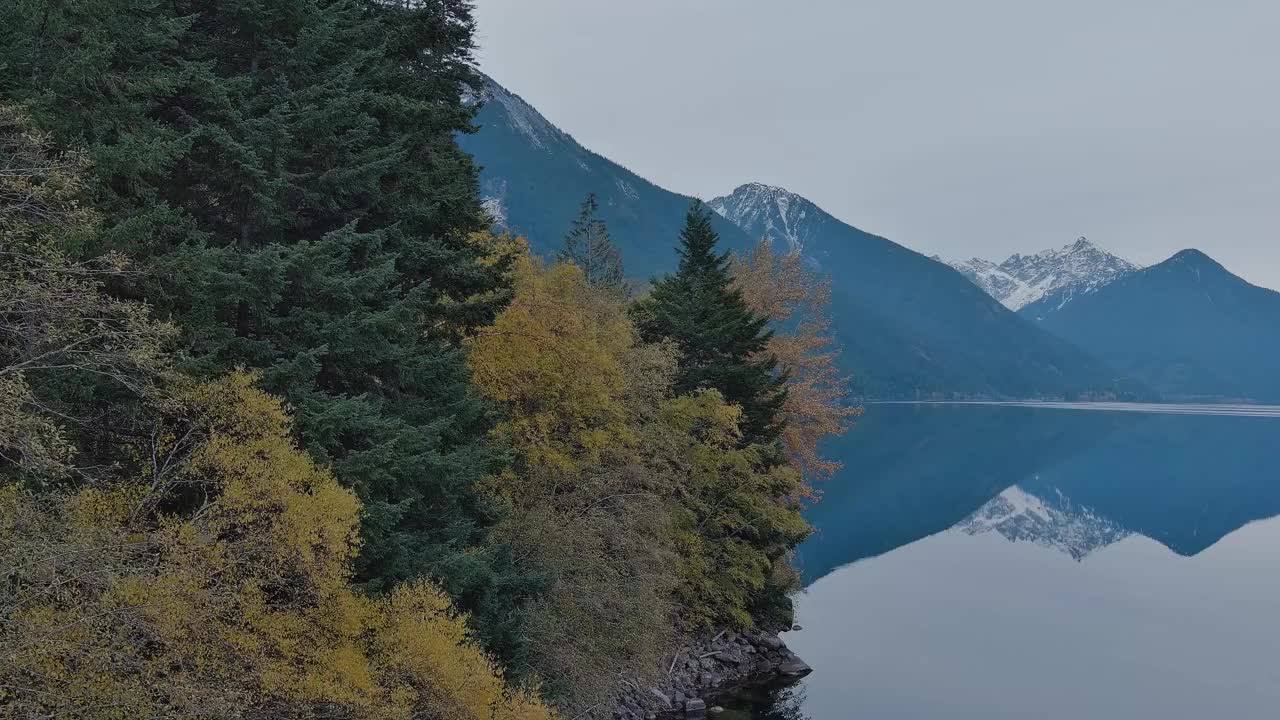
[2,5,831,709]
[636,202,787,445]
[653,390,810,630]
[1,0,534,667]
[0,107,175,485]
[558,193,625,293]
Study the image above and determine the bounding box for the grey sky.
[473,0,1280,290]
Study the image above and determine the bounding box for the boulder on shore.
[610,629,811,719]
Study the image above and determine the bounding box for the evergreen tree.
[636,202,787,444]
[558,193,625,292]
[0,0,536,670]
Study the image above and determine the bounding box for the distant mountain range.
[705,183,1124,399]
[944,238,1140,318]
[460,74,1274,403]
[944,240,1280,402]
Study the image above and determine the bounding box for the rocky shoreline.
[610,629,811,719]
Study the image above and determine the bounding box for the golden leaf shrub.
[0,373,555,720]
[467,251,677,711]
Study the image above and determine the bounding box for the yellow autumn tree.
[731,239,861,484]
[467,248,678,711]
[468,247,639,470]
[0,373,555,720]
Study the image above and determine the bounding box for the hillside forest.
[0,1,856,717]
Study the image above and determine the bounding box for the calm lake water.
[733,403,1280,719]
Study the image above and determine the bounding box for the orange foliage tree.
[731,240,861,484]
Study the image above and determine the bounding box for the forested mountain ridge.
[459,75,755,279]
[1038,249,1280,402]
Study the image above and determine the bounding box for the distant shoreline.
[866,400,1280,417]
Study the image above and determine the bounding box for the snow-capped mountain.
[957,486,1131,561]
[708,183,816,253]
[947,238,1139,317]
[460,82,1126,400]
[701,180,1122,398]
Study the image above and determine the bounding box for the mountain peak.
[1153,249,1236,287]
[456,74,756,280]
[460,77,1127,401]
[709,182,820,252]
[1169,248,1218,267]
[1040,246,1280,402]
[959,487,1131,561]
[730,181,797,198]
[948,238,1139,314]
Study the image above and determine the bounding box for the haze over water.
[733,403,1280,719]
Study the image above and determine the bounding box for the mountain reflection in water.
[759,404,1280,720]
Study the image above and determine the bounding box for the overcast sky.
[473,0,1280,290]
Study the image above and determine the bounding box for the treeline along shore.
[0,2,854,718]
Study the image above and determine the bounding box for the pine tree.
[636,202,787,443]
[0,0,536,670]
[558,193,625,292]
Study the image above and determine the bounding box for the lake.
[730,403,1280,719]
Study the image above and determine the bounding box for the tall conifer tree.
[558,193,625,292]
[636,202,787,443]
[0,0,536,670]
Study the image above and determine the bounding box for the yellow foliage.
[0,374,73,479]
[469,229,527,270]
[466,251,680,710]
[0,372,557,720]
[375,581,553,720]
[467,252,637,474]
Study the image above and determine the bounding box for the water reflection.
[797,404,1280,580]
[717,685,809,720]
[773,404,1280,720]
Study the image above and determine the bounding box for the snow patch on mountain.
[616,177,639,201]
[957,486,1130,560]
[947,238,1139,313]
[477,174,510,231]
[466,76,567,152]
[480,196,507,229]
[709,183,813,253]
